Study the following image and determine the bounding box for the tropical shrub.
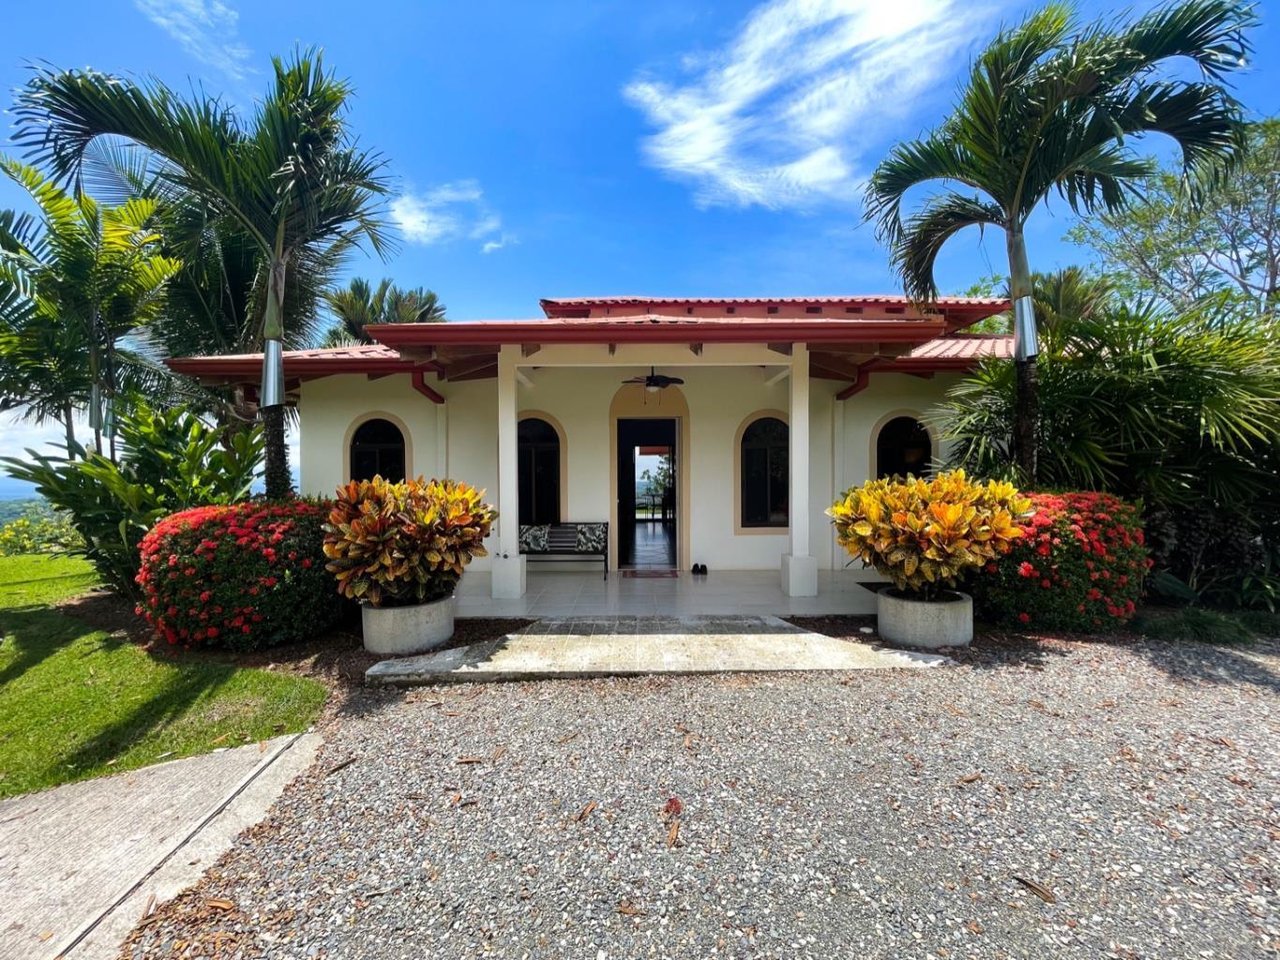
[941,298,1280,613]
[973,492,1150,632]
[827,470,1031,600]
[323,477,496,607]
[1,402,262,597]
[135,499,343,650]
[0,502,80,555]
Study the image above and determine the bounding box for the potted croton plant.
[323,476,496,655]
[827,470,1031,649]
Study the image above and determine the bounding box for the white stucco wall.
[297,365,960,575]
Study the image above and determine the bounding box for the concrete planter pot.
[361,595,455,656]
[876,588,973,649]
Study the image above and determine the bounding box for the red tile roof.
[167,342,421,380]
[368,315,949,348]
[541,294,1007,309]
[900,334,1013,362]
[168,334,1012,381]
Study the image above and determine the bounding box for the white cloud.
[390,193,459,245]
[134,0,253,82]
[624,0,994,209]
[391,179,515,253]
[481,235,517,255]
[0,412,87,462]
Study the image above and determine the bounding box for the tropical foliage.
[828,470,1031,600]
[940,291,1280,611]
[972,492,1150,631]
[940,301,1280,504]
[0,160,180,454]
[865,0,1254,480]
[136,500,343,650]
[323,477,496,607]
[320,277,445,347]
[14,47,393,497]
[1070,118,1280,318]
[1,402,262,596]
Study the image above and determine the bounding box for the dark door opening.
[617,418,677,569]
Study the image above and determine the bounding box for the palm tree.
[14,48,391,497]
[77,139,345,365]
[864,0,1254,482]
[320,277,446,346]
[0,160,179,456]
[1006,267,1115,356]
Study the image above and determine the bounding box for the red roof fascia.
[166,351,435,380]
[540,294,1007,310]
[835,335,1012,398]
[367,317,948,346]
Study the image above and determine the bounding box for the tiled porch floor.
[455,569,883,618]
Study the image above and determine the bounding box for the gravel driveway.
[122,633,1279,959]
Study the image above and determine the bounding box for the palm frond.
[894,194,1006,302]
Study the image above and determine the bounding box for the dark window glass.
[876,416,932,480]
[350,418,406,482]
[741,417,788,527]
[518,418,560,525]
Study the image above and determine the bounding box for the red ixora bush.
[135,500,346,650]
[972,492,1152,632]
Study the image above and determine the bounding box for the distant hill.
[0,476,38,503]
[0,498,42,523]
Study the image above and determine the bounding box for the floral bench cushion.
[518,524,550,553]
[574,522,608,554]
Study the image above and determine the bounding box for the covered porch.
[454,568,883,618]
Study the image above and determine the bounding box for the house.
[171,294,1011,607]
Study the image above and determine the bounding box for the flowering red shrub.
[972,492,1151,632]
[135,500,346,650]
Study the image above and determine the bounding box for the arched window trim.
[870,410,936,481]
[345,412,411,483]
[734,410,790,534]
[517,411,568,525]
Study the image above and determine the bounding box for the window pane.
[350,418,406,482]
[768,449,789,524]
[742,447,770,525]
[876,417,932,479]
[379,449,406,483]
[351,449,380,482]
[743,417,787,448]
[532,446,560,524]
[742,417,788,527]
[518,418,560,526]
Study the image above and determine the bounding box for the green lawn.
[0,554,327,799]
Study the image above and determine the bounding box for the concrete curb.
[57,732,322,960]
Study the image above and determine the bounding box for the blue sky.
[0,0,1277,485]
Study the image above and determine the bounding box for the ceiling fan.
[623,367,685,393]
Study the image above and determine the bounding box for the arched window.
[741,416,788,528]
[350,418,406,482]
[876,416,932,479]
[518,417,561,525]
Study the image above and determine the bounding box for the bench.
[519,522,609,579]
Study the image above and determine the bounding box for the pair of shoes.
[692,563,708,576]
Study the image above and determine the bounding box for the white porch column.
[491,344,526,598]
[782,342,818,596]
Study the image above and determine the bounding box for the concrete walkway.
[366,615,948,685]
[0,732,321,960]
